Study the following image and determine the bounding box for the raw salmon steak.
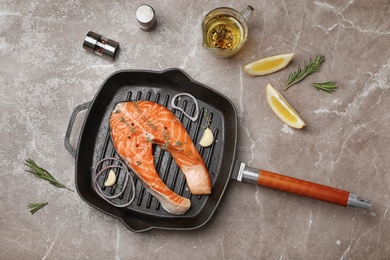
[109,101,211,215]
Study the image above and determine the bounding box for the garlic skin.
[199,128,214,147]
[104,170,117,187]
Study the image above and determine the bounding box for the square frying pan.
[65,68,370,232]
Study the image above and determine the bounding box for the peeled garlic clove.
[104,169,117,187]
[199,128,214,147]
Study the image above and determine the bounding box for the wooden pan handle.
[236,163,371,209]
[257,170,349,206]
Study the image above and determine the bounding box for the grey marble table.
[1,0,389,259]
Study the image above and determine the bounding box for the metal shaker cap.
[136,4,157,31]
[83,31,120,61]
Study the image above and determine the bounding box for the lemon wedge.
[266,84,306,129]
[244,53,295,76]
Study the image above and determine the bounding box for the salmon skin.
[109,101,211,215]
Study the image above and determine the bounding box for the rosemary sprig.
[311,82,338,93]
[27,201,48,214]
[202,108,212,129]
[284,54,325,90]
[24,159,74,192]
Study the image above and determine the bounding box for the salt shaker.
[136,4,157,31]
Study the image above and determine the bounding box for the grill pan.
[65,68,371,232]
[65,68,237,232]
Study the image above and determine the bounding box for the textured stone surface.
[1,0,389,259]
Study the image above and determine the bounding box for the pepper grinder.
[83,31,120,61]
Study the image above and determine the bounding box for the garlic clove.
[199,128,214,147]
[104,169,117,187]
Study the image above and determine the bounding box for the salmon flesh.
[109,101,211,215]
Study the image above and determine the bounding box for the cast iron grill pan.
[65,69,237,232]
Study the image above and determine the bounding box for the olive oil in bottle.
[204,15,244,50]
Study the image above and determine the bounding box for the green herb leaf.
[24,159,74,192]
[202,108,213,129]
[311,82,338,93]
[27,201,48,214]
[284,54,325,90]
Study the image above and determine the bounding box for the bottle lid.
[136,4,157,31]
